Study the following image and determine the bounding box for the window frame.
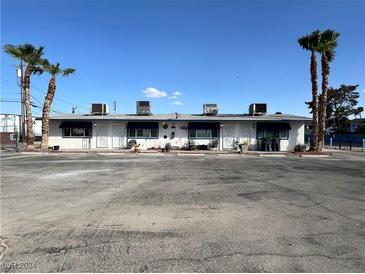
[188,128,218,139]
[128,128,158,139]
[257,129,289,140]
[62,128,92,138]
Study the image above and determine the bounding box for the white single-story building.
[48,103,310,152]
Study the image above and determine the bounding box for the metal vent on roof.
[249,103,267,116]
[136,101,151,115]
[203,104,218,116]
[90,103,108,115]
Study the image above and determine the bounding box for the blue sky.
[1,0,364,116]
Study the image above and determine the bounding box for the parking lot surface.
[1,151,364,272]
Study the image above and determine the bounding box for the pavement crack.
[0,236,9,260]
[266,182,365,225]
[143,252,364,265]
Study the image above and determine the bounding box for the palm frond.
[4,44,23,59]
[318,29,340,61]
[298,29,321,51]
[62,68,75,77]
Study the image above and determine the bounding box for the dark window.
[62,128,91,137]
[189,129,196,138]
[128,128,158,138]
[257,129,289,140]
[279,129,289,139]
[212,129,218,138]
[129,128,136,137]
[189,129,217,139]
[63,128,71,137]
[137,129,144,137]
[151,128,158,138]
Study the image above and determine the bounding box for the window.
[63,128,91,137]
[196,129,210,138]
[257,129,289,139]
[128,128,158,138]
[189,129,218,138]
[279,129,289,139]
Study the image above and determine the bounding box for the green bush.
[294,144,306,152]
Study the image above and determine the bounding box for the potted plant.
[165,143,172,153]
[238,141,249,154]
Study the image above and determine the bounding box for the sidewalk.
[18,148,332,158]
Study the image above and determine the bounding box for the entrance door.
[112,123,125,148]
[96,123,109,148]
[223,124,235,149]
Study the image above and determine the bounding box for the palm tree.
[41,60,75,150]
[298,30,321,151]
[4,44,44,149]
[317,30,340,151]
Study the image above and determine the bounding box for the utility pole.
[113,100,117,114]
[72,106,77,113]
[17,61,25,143]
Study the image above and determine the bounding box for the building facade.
[0,114,42,145]
[48,103,310,151]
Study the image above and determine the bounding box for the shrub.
[294,144,306,152]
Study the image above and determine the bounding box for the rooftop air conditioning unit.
[136,101,151,115]
[90,103,108,115]
[249,103,267,116]
[203,104,218,116]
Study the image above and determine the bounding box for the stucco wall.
[48,119,305,151]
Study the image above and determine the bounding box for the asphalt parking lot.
[1,151,364,272]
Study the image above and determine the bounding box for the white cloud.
[168,95,178,100]
[142,87,167,98]
[173,91,183,96]
[170,101,183,106]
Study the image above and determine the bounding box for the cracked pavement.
[0,151,364,272]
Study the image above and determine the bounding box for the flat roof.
[50,113,311,122]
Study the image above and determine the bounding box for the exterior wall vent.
[203,104,218,116]
[90,103,108,115]
[249,103,267,116]
[136,101,151,116]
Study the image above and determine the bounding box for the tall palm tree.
[317,30,340,151]
[4,44,44,149]
[298,30,321,151]
[41,60,75,150]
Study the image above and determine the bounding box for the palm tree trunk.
[310,50,319,151]
[23,66,34,150]
[318,51,330,151]
[41,76,56,150]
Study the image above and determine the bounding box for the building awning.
[59,121,92,128]
[188,122,220,130]
[257,122,291,130]
[127,122,159,129]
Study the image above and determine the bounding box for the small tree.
[41,60,75,150]
[307,84,363,133]
[327,85,363,133]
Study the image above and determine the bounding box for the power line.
[1,97,67,114]
[30,94,68,114]
[30,84,90,111]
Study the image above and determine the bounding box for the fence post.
[363,139,364,152]
[349,139,352,151]
[330,138,332,149]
